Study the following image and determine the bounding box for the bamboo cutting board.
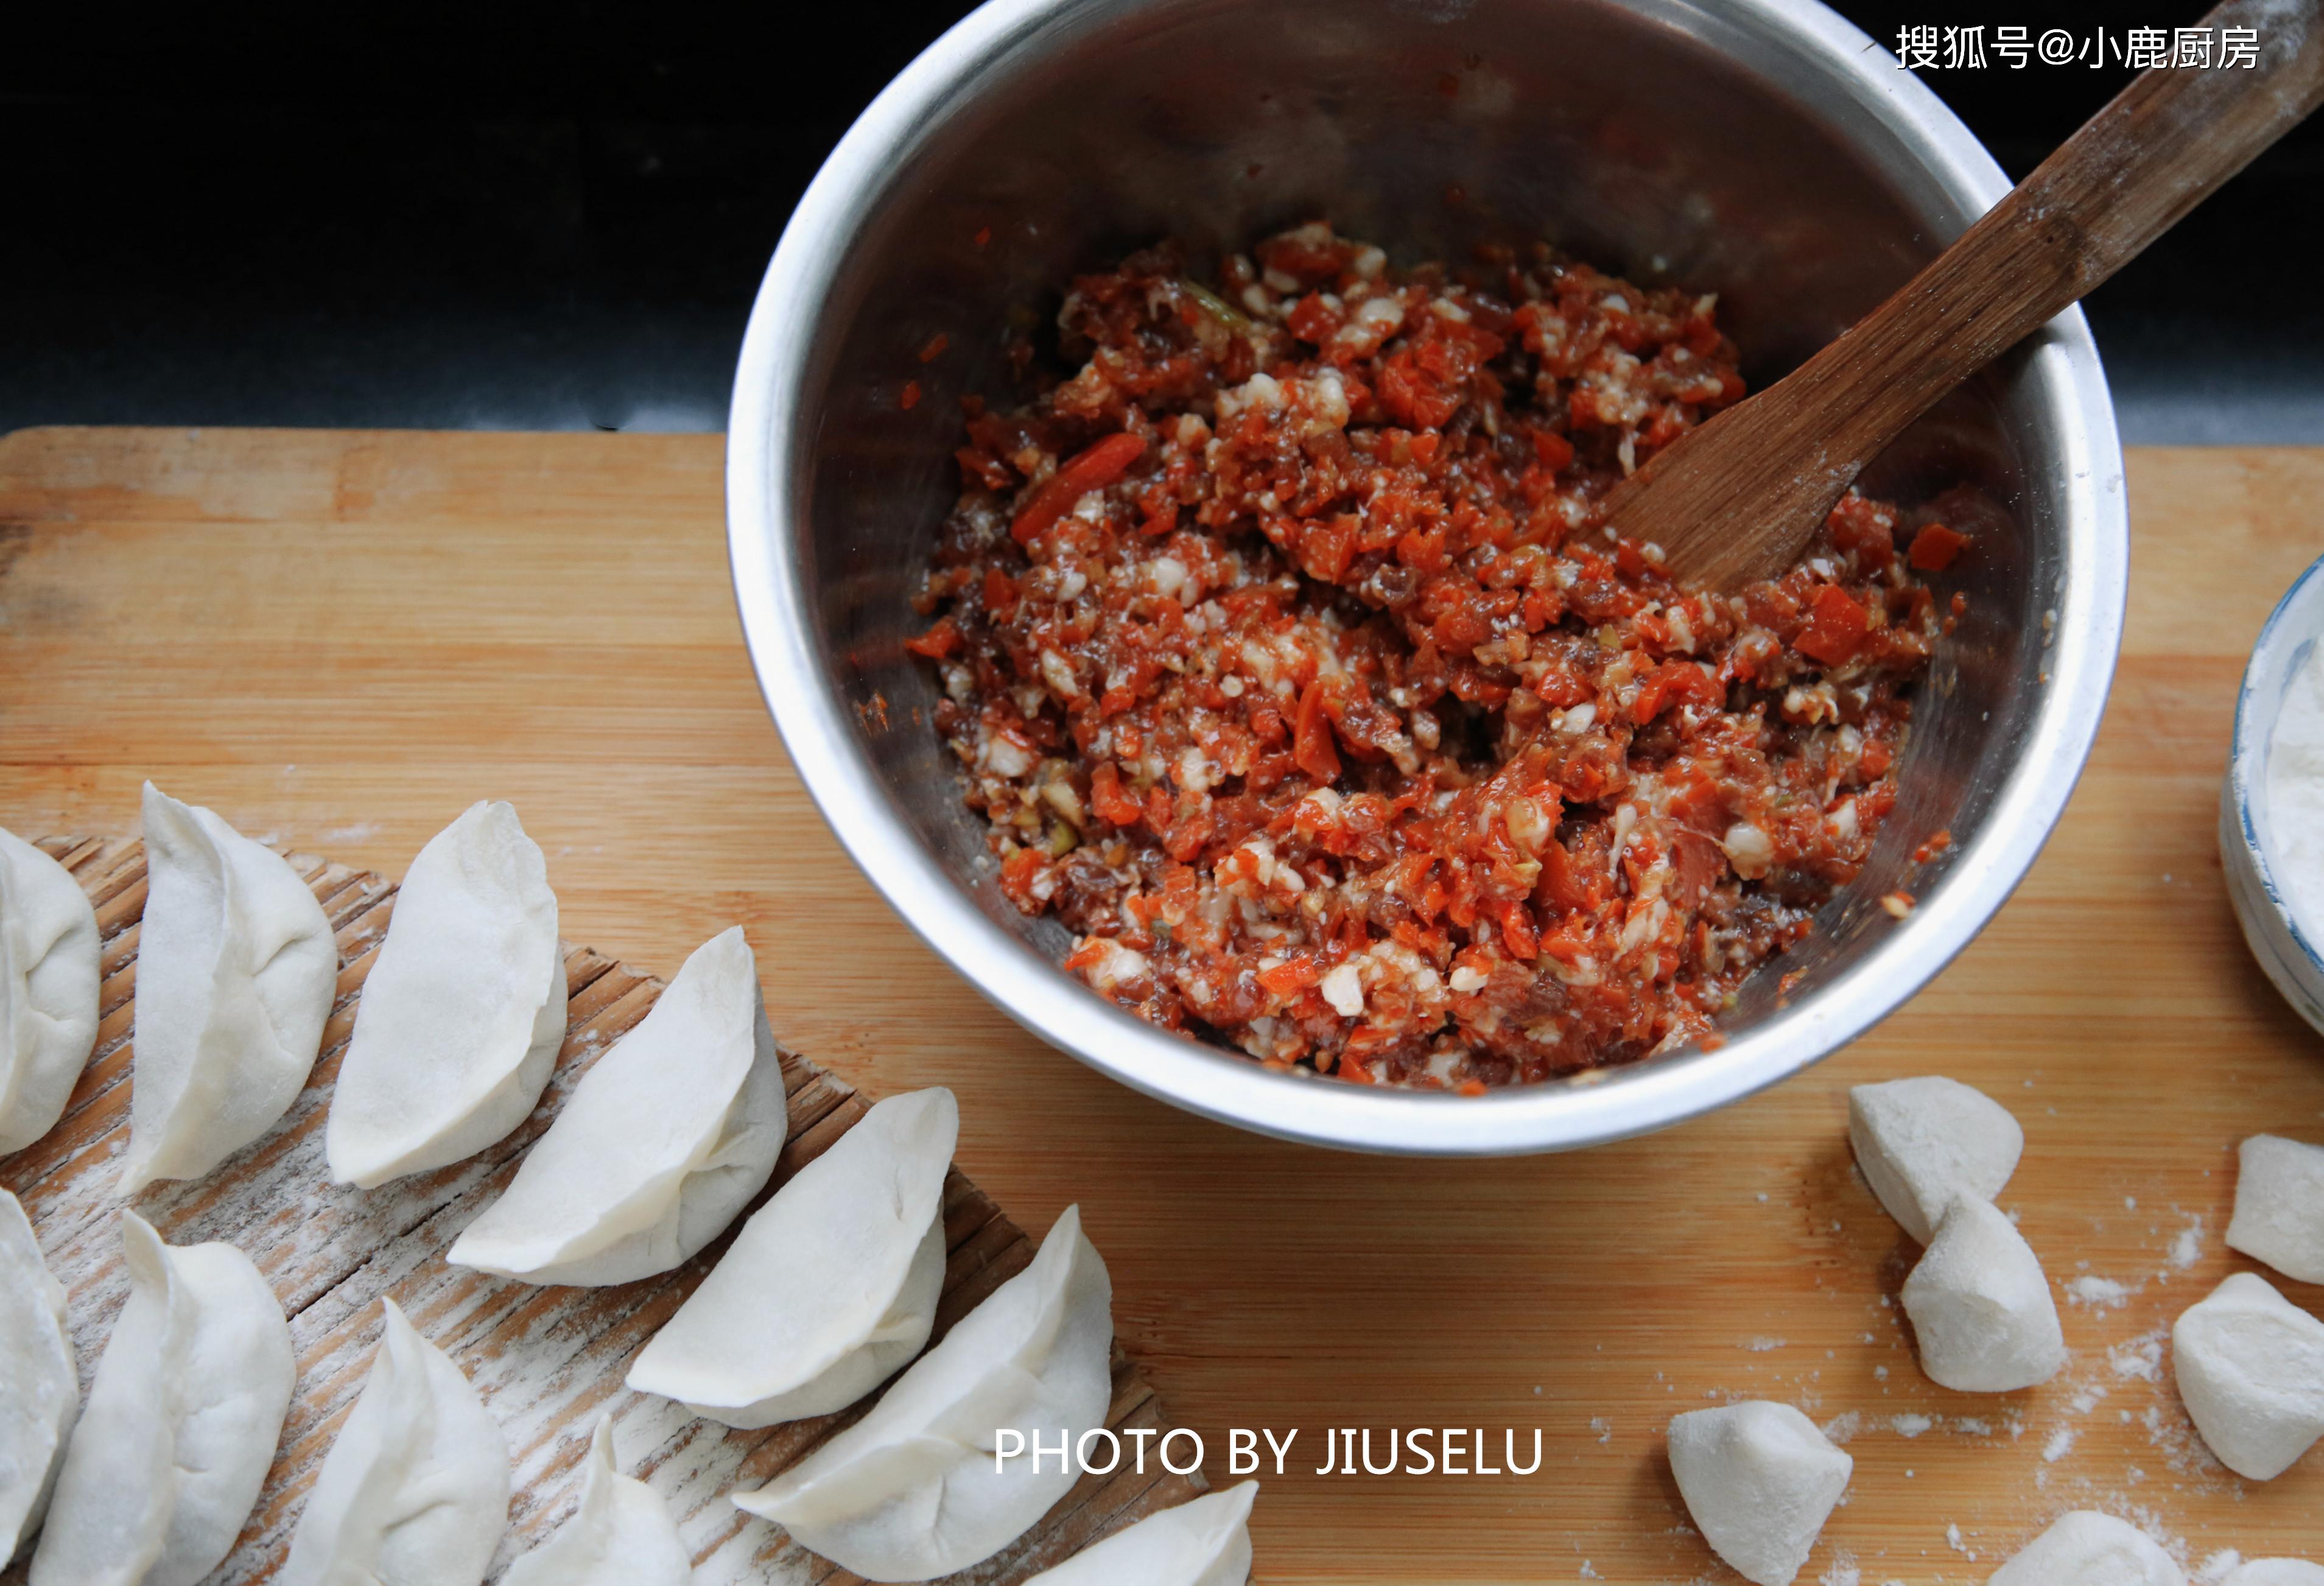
[2,427,2322,1583]
[0,835,1202,1584]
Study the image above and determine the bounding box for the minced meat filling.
[909,222,1950,1090]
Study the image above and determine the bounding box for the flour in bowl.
[2264,640,2324,939]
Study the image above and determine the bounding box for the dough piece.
[1986,1511,2186,1585]
[500,1415,691,1586]
[2224,1563,2324,1585]
[1901,1194,2066,1392]
[0,826,100,1157]
[2171,1271,2324,1481]
[1022,1481,1258,1586]
[122,784,337,1191]
[281,1297,510,1586]
[30,1212,295,1586]
[447,926,788,1286]
[326,801,566,1187]
[2225,1135,2324,1285]
[627,1087,957,1425]
[0,1190,76,1562]
[732,1204,1114,1582]
[1666,1400,1852,1586]
[1848,1076,2025,1244]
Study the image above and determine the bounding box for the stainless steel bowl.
[727,0,2127,1154]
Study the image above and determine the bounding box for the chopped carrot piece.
[903,616,961,659]
[1795,586,1870,665]
[1293,679,1342,783]
[1010,432,1147,544]
[1089,762,1143,828]
[1908,523,1970,571]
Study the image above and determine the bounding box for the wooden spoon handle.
[1615,0,2324,589]
[1816,0,2324,457]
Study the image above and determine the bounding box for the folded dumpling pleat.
[0,1191,76,1562]
[327,801,566,1187]
[30,1212,295,1586]
[1023,1481,1259,1586]
[501,1416,692,1586]
[281,1297,511,1586]
[447,925,789,1287]
[0,827,100,1157]
[732,1204,1114,1582]
[121,785,337,1192]
[627,1087,957,1425]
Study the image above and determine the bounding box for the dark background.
[7,1,2319,442]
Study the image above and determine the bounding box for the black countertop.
[9,0,2320,443]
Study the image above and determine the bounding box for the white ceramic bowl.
[2222,553,2324,1037]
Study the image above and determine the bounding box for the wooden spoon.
[1602,0,2324,591]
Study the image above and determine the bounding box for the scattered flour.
[1743,1337,1788,1353]
[2068,1273,2140,1309]
[1946,1521,1979,1560]
[2110,1332,2167,1382]
[2044,1425,2079,1462]
[1819,1411,1863,1445]
[2169,1217,2206,1272]
[1890,1413,1934,1438]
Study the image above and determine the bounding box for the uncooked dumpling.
[0,826,100,1157]
[121,784,337,1192]
[1666,1402,1852,1586]
[1985,1511,2186,1585]
[626,1087,956,1425]
[448,926,788,1286]
[0,1190,76,1562]
[1900,1195,2066,1392]
[2171,1271,2324,1481]
[327,801,566,1187]
[732,1203,1114,1582]
[1022,1481,1258,1586]
[1847,1076,2023,1244]
[30,1212,294,1586]
[501,1415,692,1586]
[2225,1134,2324,1284]
[280,1297,510,1586]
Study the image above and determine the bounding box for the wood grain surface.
[2,426,2320,1583]
[0,835,1203,1585]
